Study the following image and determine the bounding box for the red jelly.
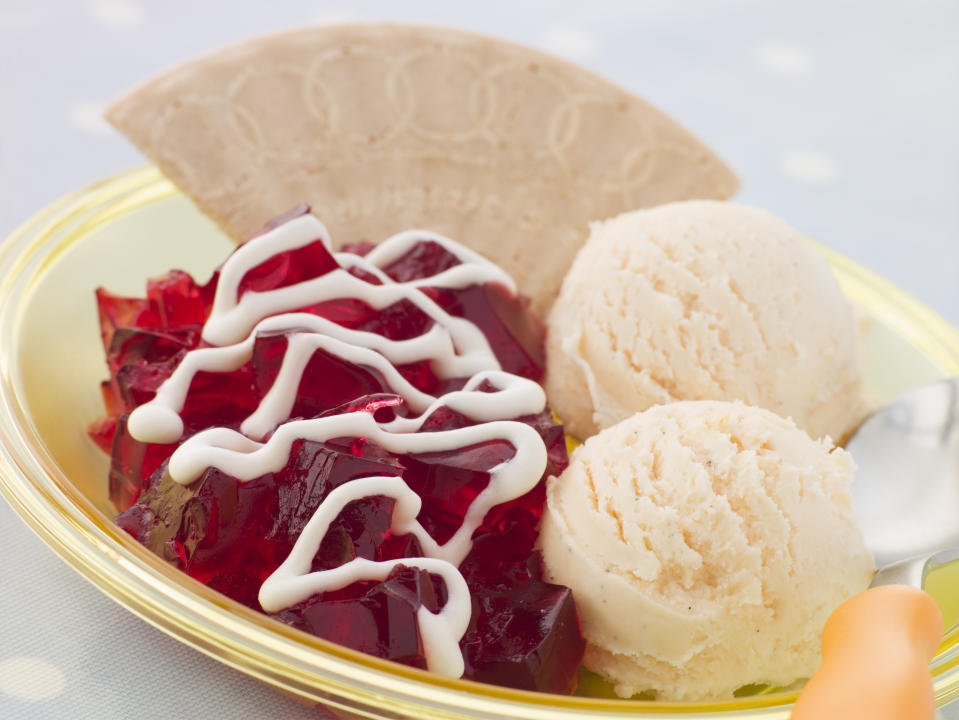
[278,565,445,670]
[95,209,584,693]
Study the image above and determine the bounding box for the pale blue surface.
[1,1,957,717]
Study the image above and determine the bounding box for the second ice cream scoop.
[539,400,874,700]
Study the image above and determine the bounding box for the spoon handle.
[791,585,942,720]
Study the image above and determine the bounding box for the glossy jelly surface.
[95,209,583,693]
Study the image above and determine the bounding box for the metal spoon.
[847,376,959,587]
[792,377,959,718]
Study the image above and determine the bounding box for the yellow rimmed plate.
[1,166,958,719]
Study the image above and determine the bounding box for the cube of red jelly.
[251,332,402,428]
[114,356,184,411]
[107,326,199,371]
[96,288,155,351]
[146,269,217,327]
[178,366,260,436]
[108,415,172,508]
[237,238,339,297]
[457,518,585,694]
[462,578,584,695]
[88,415,117,455]
[266,438,405,550]
[424,283,545,382]
[276,565,445,671]
[398,440,514,545]
[380,239,463,283]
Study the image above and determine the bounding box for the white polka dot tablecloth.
[1,1,957,718]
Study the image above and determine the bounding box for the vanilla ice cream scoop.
[539,401,874,701]
[545,201,863,441]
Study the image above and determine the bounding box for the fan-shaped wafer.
[107,24,738,313]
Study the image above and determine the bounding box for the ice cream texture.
[539,401,874,700]
[545,200,863,442]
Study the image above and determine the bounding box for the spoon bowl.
[846,376,959,571]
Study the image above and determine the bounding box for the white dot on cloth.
[87,0,147,29]
[539,24,599,61]
[753,41,814,77]
[779,149,841,184]
[67,100,112,135]
[0,657,66,701]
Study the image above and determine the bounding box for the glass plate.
[1,166,957,719]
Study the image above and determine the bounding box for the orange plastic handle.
[791,585,943,720]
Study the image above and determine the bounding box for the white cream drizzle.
[128,311,499,444]
[201,215,512,358]
[258,476,472,676]
[126,213,549,678]
[169,409,546,565]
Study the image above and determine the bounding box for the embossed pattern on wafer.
[107,24,739,313]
